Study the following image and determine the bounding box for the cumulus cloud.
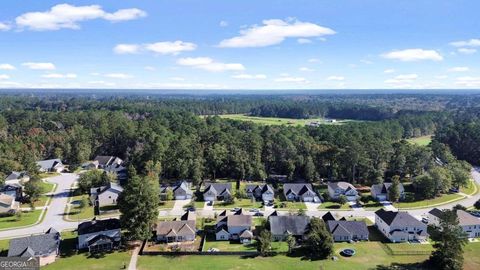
[15,4,146,31]
[450,38,480,47]
[0,74,10,80]
[326,76,345,81]
[232,74,267,79]
[381,49,443,61]
[218,19,335,48]
[457,48,477,54]
[42,73,77,79]
[0,22,11,31]
[114,41,197,55]
[448,66,469,72]
[104,73,133,79]
[176,57,245,72]
[455,76,480,87]
[0,64,16,70]
[22,62,56,70]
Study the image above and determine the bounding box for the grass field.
[212,114,357,127]
[20,181,56,208]
[274,201,306,210]
[407,135,432,146]
[394,193,464,209]
[460,181,479,196]
[318,201,351,210]
[215,199,263,209]
[158,200,176,209]
[66,194,95,221]
[0,210,42,230]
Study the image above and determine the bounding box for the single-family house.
[5,171,30,184]
[203,182,232,202]
[371,182,405,201]
[161,181,193,200]
[245,184,274,202]
[90,182,123,208]
[326,220,369,242]
[327,182,359,201]
[428,208,480,238]
[36,159,65,173]
[283,183,320,202]
[322,211,336,222]
[81,161,99,170]
[8,228,60,266]
[78,218,121,252]
[0,183,23,200]
[156,211,196,242]
[215,209,253,242]
[0,194,19,214]
[94,156,127,181]
[269,215,310,241]
[375,209,428,242]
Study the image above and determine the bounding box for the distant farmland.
[207,114,359,126]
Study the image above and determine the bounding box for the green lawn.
[20,181,56,208]
[394,193,464,209]
[274,201,306,210]
[159,200,176,209]
[215,199,263,209]
[407,135,432,146]
[65,194,94,221]
[460,181,479,196]
[204,240,257,252]
[212,114,357,127]
[384,242,434,255]
[361,200,383,210]
[464,242,480,270]
[38,172,61,179]
[318,201,351,210]
[0,210,42,230]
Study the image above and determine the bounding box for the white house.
[77,218,121,252]
[428,208,480,238]
[203,183,232,202]
[283,183,320,202]
[36,159,65,173]
[245,184,274,202]
[371,182,405,201]
[375,209,428,242]
[327,182,359,201]
[215,209,253,243]
[90,182,123,208]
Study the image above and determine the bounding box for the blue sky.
[0,0,479,89]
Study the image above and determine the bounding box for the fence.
[382,244,432,256]
[140,240,260,256]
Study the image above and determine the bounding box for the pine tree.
[388,175,401,202]
[305,218,334,259]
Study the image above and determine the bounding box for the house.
[8,228,60,266]
[428,208,480,238]
[78,218,121,252]
[81,161,99,170]
[5,171,30,184]
[283,183,320,202]
[321,211,337,222]
[94,156,127,181]
[0,194,19,214]
[326,220,369,242]
[269,215,310,241]
[203,182,232,202]
[156,211,196,242]
[0,183,23,200]
[160,181,193,200]
[90,182,123,208]
[327,182,359,201]
[245,184,275,202]
[371,182,405,201]
[215,209,253,242]
[375,209,428,242]
[36,159,65,173]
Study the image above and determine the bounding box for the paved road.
[0,173,78,239]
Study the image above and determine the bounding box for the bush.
[475,199,480,210]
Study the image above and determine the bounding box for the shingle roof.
[180,211,196,221]
[245,184,274,194]
[371,182,404,195]
[322,212,336,222]
[456,210,480,226]
[78,218,121,235]
[173,181,193,196]
[226,215,252,227]
[156,220,196,236]
[239,229,253,238]
[375,209,424,227]
[428,208,443,218]
[203,183,232,196]
[0,194,15,207]
[36,159,63,170]
[283,183,315,197]
[269,215,310,236]
[94,156,119,166]
[328,181,356,192]
[327,220,369,237]
[8,229,60,257]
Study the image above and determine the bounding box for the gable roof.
[375,209,424,227]
[322,211,336,222]
[8,229,60,257]
[371,182,404,195]
[245,184,274,194]
[283,183,315,197]
[156,220,196,236]
[78,218,121,235]
[173,181,193,196]
[327,220,369,236]
[269,215,310,236]
[456,210,480,226]
[94,156,123,166]
[203,182,232,195]
[180,211,196,221]
[226,215,252,227]
[5,171,28,181]
[0,194,15,207]
[428,208,443,218]
[36,159,63,170]
[328,181,356,192]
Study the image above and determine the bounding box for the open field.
[407,135,432,146]
[394,193,464,209]
[0,210,42,230]
[211,114,358,127]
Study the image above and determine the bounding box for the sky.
[0,0,479,90]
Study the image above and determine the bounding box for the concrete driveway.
[0,173,79,239]
[169,199,191,215]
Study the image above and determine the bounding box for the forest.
[0,92,477,200]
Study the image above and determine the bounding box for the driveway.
[169,199,191,215]
[0,173,79,239]
[305,202,320,212]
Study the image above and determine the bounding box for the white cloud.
[232,74,267,79]
[450,39,480,47]
[455,76,480,87]
[297,38,312,44]
[170,77,185,81]
[274,76,308,83]
[448,66,469,72]
[326,76,344,81]
[144,66,156,71]
[42,73,77,79]
[308,58,320,63]
[457,48,477,54]
[218,19,335,48]
[0,74,10,80]
[113,44,140,54]
[88,80,116,87]
[384,69,395,74]
[114,41,196,55]
[0,64,16,70]
[176,57,245,72]
[219,20,228,27]
[381,49,443,61]
[104,73,132,79]
[385,74,418,86]
[15,4,146,31]
[22,62,56,70]
[299,67,314,72]
[0,22,11,31]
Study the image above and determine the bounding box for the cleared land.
[212,114,357,126]
[407,135,432,146]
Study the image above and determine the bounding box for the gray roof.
[78,218,120,235]
[457,210,480,226]
[156,220,196,236]
[8,229,60,257]
[36,159,63,170]
[173,181,193,196]
[5,171,28,181]
[94,156,123,166]
[180,211,196,221]
[226,215,252,227]
[322,212,336,222]
[375,209,424,227]
[328,181,356,192]
[269,215,310,236]
[327,220,369,237]
[371,182,404,195]
[245,184,274,194]
[203,182,232,196]
[283,183,316,197]
[428,208,443,218]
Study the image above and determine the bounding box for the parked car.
[421,217,429,224]
[449,187,459,193]
[232,207,241,212]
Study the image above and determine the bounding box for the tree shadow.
[372,261,431,270]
